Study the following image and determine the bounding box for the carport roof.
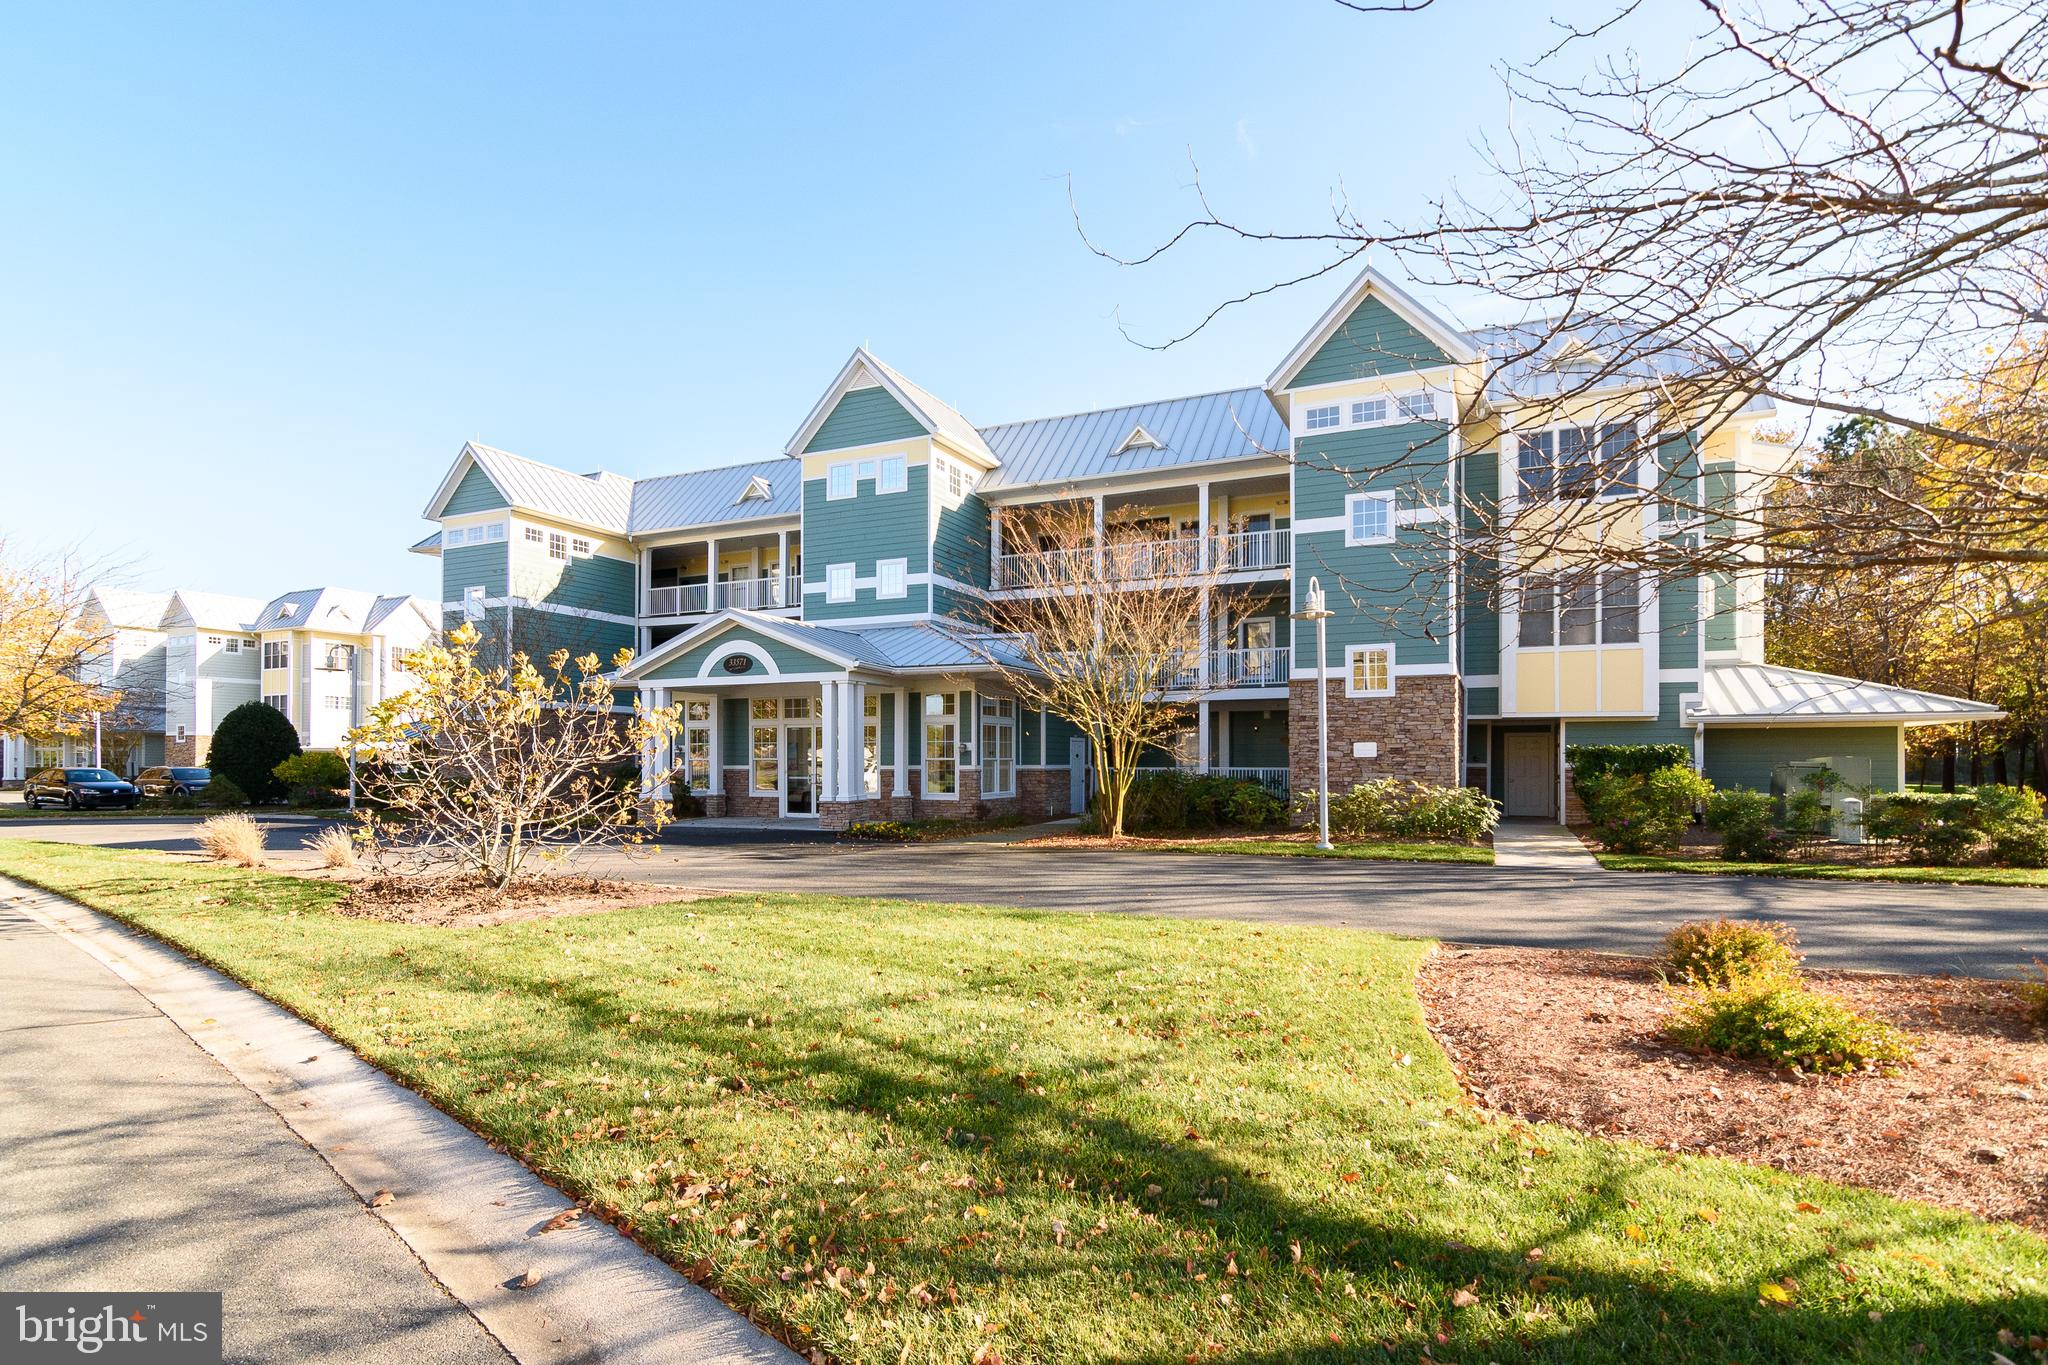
[1688,663,2004,726]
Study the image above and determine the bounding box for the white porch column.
[707,695,723,796]
[1198,587,1212,686]
[847,681,867,797]
[989,508,1004,585]
[1197,700,1212,774]
[655,687,675,800]
[1196,482,1211,571]
[776,529,790,606]
[893,687,910,801]
[706,537,721,610]
[638,546,653,615]
[1092,493,1106,575]
[638,686,660,799]
[818,682,839,805]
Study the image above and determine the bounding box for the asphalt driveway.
[6,813,2044,977]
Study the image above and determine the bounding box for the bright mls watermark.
[2,1294,221,1362]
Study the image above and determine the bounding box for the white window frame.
[463,586,486,620]
[1345,491,1395,546]
[261,640,288,670]
[877,455,907,494]
[826,563,856,604]
[1350,397,1388,426]
[1345,643,1395,698]
[570,536,592,558]
[262,693,290,717]
[548,532,567,561]
[978,697,1016,798]
[523,525,543,544]
[827,462,855,500]
[1396,392,1438,421]
[1304,404,1341,431]
[876,557,908,600]
[486,521,506,541]
[922,693,958,799]
[861,692,881,796]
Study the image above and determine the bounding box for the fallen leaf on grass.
[1450,1285,1480,1308]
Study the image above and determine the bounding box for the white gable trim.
[421,443,508,521]
[783,347,939,458]
[1116,424,1163,453]
[1265,265,1481,394]
[616,609,865,683]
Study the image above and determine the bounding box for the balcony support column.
[1198,587,1212,687]
[1092,494,1106,576]
[989,508,1003,586]
[776,529,790,607]
[706,537,721,611]
[1197,482,1211,572]
[1197,699,1212,774]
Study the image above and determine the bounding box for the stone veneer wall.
[1286,674,1461,802]
[166,736,205,766]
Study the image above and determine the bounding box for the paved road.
[0,899,510,1365]
[5,814,2045,977]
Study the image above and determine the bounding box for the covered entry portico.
[617,610,1054,829]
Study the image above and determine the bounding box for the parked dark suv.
[23,768,141,810]
[136,766,212,798]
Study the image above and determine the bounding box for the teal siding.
[801,464,930,622]
[506,607,633,663]
[1705,573,1737,653]
[1660,573,1700,670]
[525,554,636,616]
[877,691,895,766]
[803,388,926,453]
[443,464,510,515]
[640,623,841,682]
[931,583,983,624]
[1466,686,1499,717]
[1460,445,1501,677]
[721,698,747,760]
[1563,682,1695,748]
[1043,711,1082,767]
[442,543,509,602]
[1288,297,1451,388]
[1225,708,1288,767]
[1705,725,1902,793]
[1292,421,1453,669]
[933,492,990,590]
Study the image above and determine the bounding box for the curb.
[2,875,799,1365]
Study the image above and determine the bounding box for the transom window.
[1350,397,1387,425]
[1304,404,1341,430]
[1517,571,1641,646]
[1516,423,1638,501]
[1346,491,1394,546]
[1347,644,1394,697]
[570,536,591,557]
[523,526,543,544]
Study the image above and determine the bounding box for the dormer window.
[736,475,772,504]
[278,603,298,619]
[1116,424,1163,454]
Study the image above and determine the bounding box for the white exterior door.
[1503,732,1556,819]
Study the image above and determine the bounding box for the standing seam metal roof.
[977,387,1288,491]
[465,443,633,533]
[1690,663,2004,723]
[628,457,800,533]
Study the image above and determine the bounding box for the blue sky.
[2,2,1577,602]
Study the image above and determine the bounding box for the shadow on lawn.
[440,917,2047,1363]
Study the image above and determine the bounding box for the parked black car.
[23,768,141,810]
[136,766,212,798]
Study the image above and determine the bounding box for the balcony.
[1182,765,1291,796]
[1162,646,1292,691]
[994,533,1290,589]
[646,572,802,618]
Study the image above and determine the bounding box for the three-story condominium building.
[415,268,2000,829]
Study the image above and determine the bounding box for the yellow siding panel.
[1558,651,1599,712]
[1600,647,1646,713]
[1513,652,1555,713]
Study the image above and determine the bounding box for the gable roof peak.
[1265,263,1480,393]
[785,347,999,466]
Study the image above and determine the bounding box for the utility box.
[1833,795,1866,845]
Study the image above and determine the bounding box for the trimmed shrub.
[1564,743,1692,784]
[846,820,917,842]
[1703,788,1783,861]
[2022,963,2048,1030]
[1666,978,1913,1074]
[1662,918,1801,987]
[197,813,266,867]
[303,825,359,870]
[1306,778,1498,844]
[275,750,347,791]
[1865,791,1980,863]
[209,702,302,803]
[198,773,249,808]
[1127,772,1287,833]
[1977,784,2048,867]
[1578,764,1712,853]
[1991,822,2048,869]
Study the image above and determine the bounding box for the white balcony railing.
[1216,646,1290,686]
[1176,764,1291,795]
[646,572,802,618]
[995,532,1291,588]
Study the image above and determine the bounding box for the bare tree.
[959,502,1233,838]
[348,622,682,891]
[1078,0,2048,599]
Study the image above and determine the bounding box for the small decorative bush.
[197,812,266,867]
[846,820,917,841]
[2021,962,2048,1030]
[1564,743,1692,784]
[1703,788,1783,860]
[1305,778,1498,844]
[198,773,249,808]
[1666,978,1913,1075]
[1977,784,2048,867]
[1991,822,2048,869]
[1865,791,1981,863]
[303,825,358,870]
[275,750,348,795]
[1662,918,1802,987]
[1578,764,1711,853]
[209,702,303,803]
[1223,782,1285,830]
[1127,772,1287,833]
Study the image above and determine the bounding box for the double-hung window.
[683,699,712,792]
[1396,392,1437,420]
[826,563,855,604]
[1518,571,1642,645]
[262,693,289,716]
[1304,404,1341,431]
[877,455,907,494]
[1346,644,1394,697]
[978,698,1015,797]
[261,640,288,670]
[1516,422,1638,502]
[1346,491,1394,546]
[923,693,958,796]
[876,557,907,600]
[827,463,855,500]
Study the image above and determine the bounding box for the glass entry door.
[782,724,818,816]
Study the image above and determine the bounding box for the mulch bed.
[335,874,707,926]
[1417,946,2048,1230]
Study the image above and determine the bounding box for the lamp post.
[1293,576,1335,851]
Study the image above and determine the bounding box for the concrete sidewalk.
[0,880,799,1365]
[1490,821,1605,871]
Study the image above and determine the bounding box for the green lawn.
[1594,851,2048,888]
[1,839,2040,1363]
[1153,836,1493,865]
